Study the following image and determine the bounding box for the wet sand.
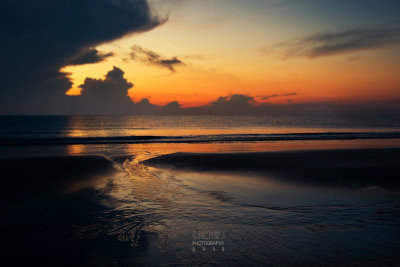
[0,156,114,198]
[144,148,400,190]
[1,151,400,266]
[0,156,122,266]
[140,149,400,265]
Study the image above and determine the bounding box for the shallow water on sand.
[75,152,400,266]
[1,140,400,266]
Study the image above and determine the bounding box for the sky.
[1,0,400,115]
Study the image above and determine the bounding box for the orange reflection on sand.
[66,144,85,155]
[124,138,400,156]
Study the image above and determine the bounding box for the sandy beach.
[1,148,399,266]
[144,148,400,190]
[1,155,114,197]
[0,156,120,266]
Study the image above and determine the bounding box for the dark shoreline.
[0,155,116,225]
[144,148,400,190]
[0,155,131,266]
[0,155,115,199]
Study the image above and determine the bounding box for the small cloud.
[129,45,184,72]
[210,94,254,107]
[265,21,400,59]
[196,94,255,115]
[260,92,297,100]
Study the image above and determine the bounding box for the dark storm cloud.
[268,21,400,58]
[129,45,184,72]
[260,92,297,100]
[0,0,164,114]
[65,48,114,66]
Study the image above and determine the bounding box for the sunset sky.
[63,0,400,107]
[1,0,400,114]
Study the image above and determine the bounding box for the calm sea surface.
[1,115,399,158]
[1,115,400,143]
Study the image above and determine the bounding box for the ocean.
[1,115,400,266]
[1,115,400,143]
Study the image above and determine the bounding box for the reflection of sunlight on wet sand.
[95,155,198,251]
[62,138,400,159]
[65,126,400,138]
[125,138,400,156]
[105,155,178,211]
[156,167,398,208]
[92,150,400,265]
[66,144,85,155]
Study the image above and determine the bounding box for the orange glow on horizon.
[59,21,400,108]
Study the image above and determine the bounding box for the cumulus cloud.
[210,94,253,108]
[180,94,256,115]
[0,0,164,114]
[129,45,184,72]
[267,21,400,59]
[159,101,182,115]
[71,66,160,115]
[78,67,133,112]
[66,73,400,115]
[182,94,400,116]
